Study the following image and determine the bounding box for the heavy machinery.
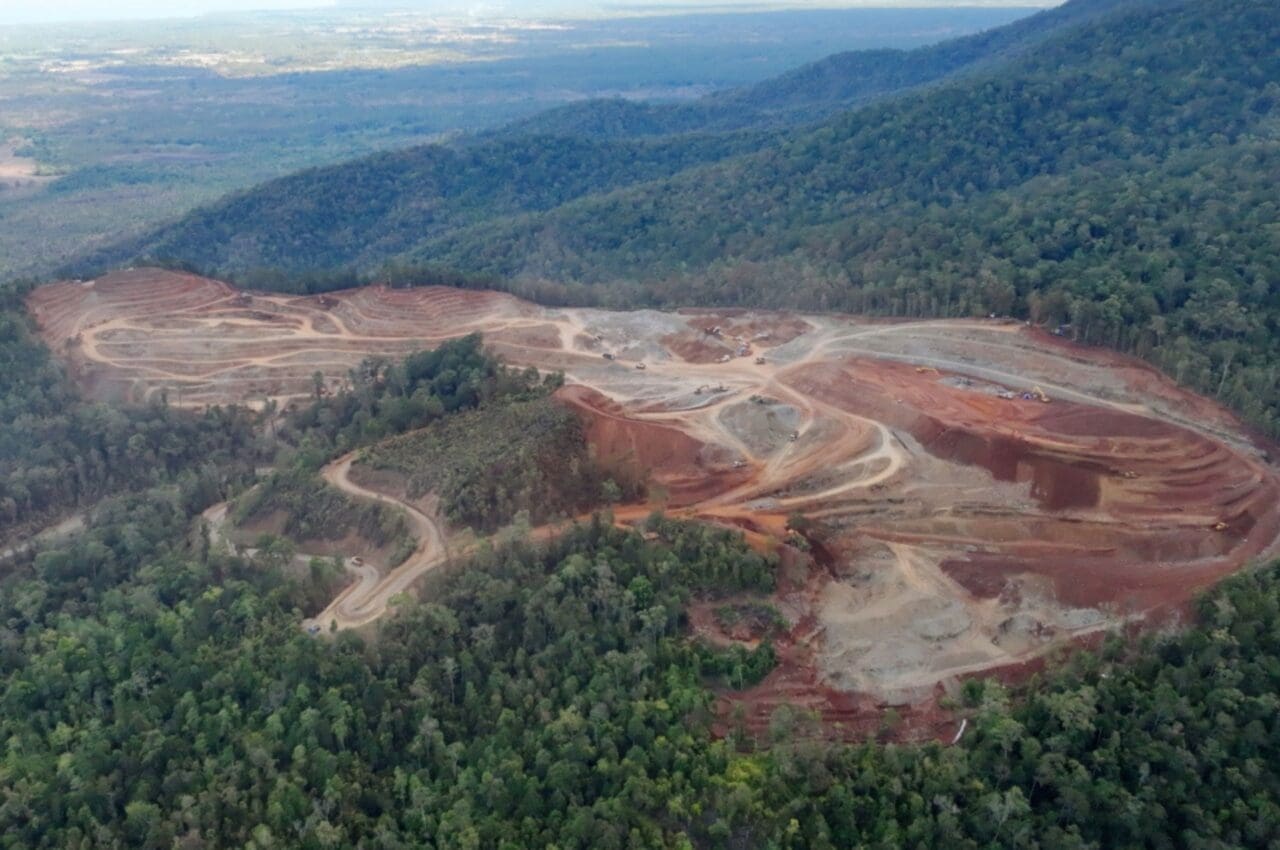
[755,356,767,365]
[1031,385,1051,403]
[635,362,646,370]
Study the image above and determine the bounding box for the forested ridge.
[500,0,1142,139]
[73,0,1134,284]
[81,132,772,285]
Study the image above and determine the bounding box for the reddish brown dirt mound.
[660,330,733,364]
[557,385,750,505]
[678,309,813,347]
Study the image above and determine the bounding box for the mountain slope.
[72,0,1280,435]
[423,0,1276,282]
[503,0,1150,139]
[82,131,768,283]
[78,0,1134,282]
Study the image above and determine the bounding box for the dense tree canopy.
[4,465,1280,848]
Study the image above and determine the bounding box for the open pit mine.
[28,268,1280,736]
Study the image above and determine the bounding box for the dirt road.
[0,514,86,564]
[305,453,449,630]
[202,455,449,631]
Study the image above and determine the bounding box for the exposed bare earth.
[28,269,1280,722]
[0,141,51,196]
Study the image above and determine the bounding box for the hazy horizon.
[1,0,1058,27]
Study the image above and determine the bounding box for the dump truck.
[755,356,767,365]
[602,352,615,360]
[635,362,646,370]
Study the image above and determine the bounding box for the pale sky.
[0,0,1054,27]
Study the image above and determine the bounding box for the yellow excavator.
[1031,385,1051,403]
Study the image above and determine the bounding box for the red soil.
[557,385,751,505]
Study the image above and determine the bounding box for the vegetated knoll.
[28,269,1280,715]
[231,467,414,567]
[354,396,617,533]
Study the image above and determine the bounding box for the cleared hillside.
[27,268,1280,702]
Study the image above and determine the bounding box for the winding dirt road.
[307,453,448,630]
[202,453,450,631]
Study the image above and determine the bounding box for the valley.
[28,267,1280,716]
